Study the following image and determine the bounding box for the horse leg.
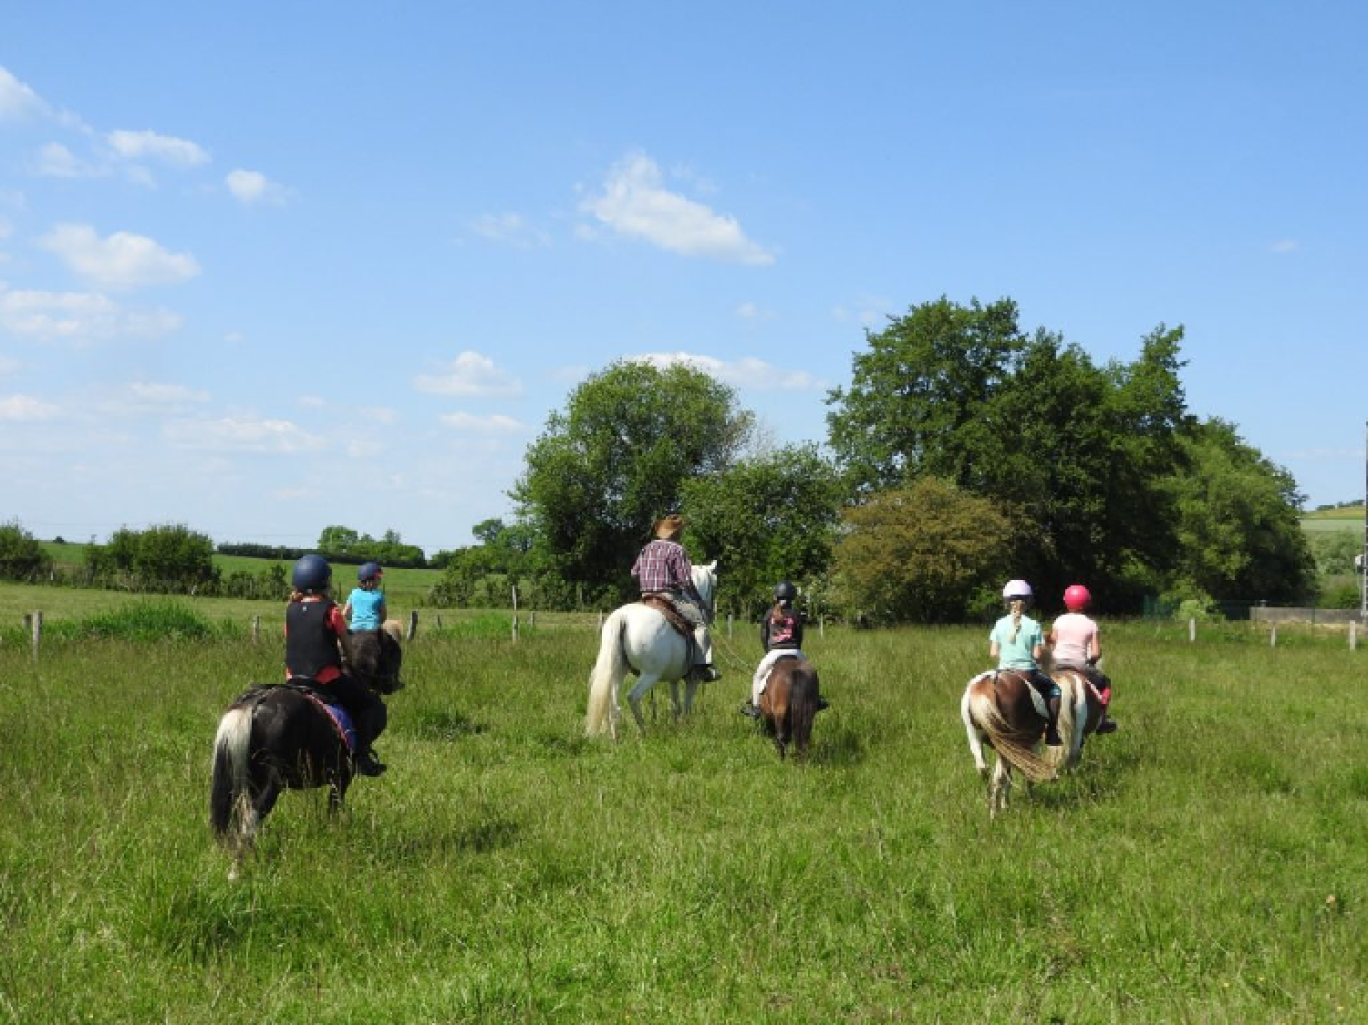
[990,757,1012,818]
[681,677,700,716]
[667,680,684,720]
[627,676,657,732]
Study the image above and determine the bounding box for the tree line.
[0,295,1326,621]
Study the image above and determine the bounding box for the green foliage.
[1168,418,1314,603]
[680,444,844,616]
[512,360,753,600]
[832,477,1012,623]
[314,525,426,567]
[34,599,234,642]
[84,523,219,592]
[0,519,52,581]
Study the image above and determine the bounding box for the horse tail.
[965,683,1056,784]
[586,610,627,737]
[1049,672,1089,771]
[209,703,255,839]
[787,663,820,760]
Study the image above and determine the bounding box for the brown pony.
[759,656,821,760]
[960,670,1058,816]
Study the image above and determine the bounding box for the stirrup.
[696,665,721,682]
[739,701,761,719]
[1095,719,1118,734]
[355,750,387,777]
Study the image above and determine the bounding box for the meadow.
[1,588,1365,1024]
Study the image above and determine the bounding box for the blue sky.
[2,3,1364,556]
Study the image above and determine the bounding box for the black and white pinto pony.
[210,620,403,877]
[585,562,717,739]
[959,658,1104,817]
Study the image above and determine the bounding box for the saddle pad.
[287,681,358,753]
[639,595,692,638]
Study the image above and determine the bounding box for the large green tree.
[831,477,1013,623]
[511,360,753,599]
[1166,418,1314,604]
[679,444,844,617]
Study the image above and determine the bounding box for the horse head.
[692,560,718,616]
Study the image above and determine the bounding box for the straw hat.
[653,513,684,540]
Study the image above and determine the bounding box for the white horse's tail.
[965,682,1056,784]
[209,705,255,841]
[586,610,628,738]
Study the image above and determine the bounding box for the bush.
[0,520,52,581]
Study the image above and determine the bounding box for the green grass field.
[1,585,1365,1023]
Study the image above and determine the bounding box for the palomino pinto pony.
[1047,668,1105,772]
[585,562,717,739]
[758,656,821,761]
[209,620,403,878]
[960,670,1058,817]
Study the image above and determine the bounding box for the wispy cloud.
[225,169,290,206]
[0,66,53,121]
[164,416,325,453]
[472,212,549,249]
[579,151,774,265]
[414,351,522,397]
[0,394,60,420]
[632,351,824,391]
[438,411,526,434]
[107,129,210,168]
[38,223,200,290]
[1270,239,1300,254]
[98,382,211,416]
[0,284,182,341]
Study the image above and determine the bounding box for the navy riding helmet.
[774,580,797,602]
[358,561,383,582]
[292,554,332,593]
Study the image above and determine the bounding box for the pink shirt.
[1050,612,1097,667]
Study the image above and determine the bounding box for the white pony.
[585,561,718,739]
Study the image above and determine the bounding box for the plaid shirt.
[632,539,694,595]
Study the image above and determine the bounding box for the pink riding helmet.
[1063,584,1092,611]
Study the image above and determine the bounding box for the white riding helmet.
[1002,579,1033,601]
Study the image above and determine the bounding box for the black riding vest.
[285,600,341,680]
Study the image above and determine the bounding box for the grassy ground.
[0,594,1365,1023]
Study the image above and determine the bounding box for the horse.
[585,561,717,739]
[960,670,1058,817]
[1047,668,1105,772]
[758,655,821,761]
[208,626,401,878]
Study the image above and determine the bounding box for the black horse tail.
[210,703,254,839]
[787,662,820,759]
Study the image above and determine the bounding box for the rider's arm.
[1088,628,1100,662]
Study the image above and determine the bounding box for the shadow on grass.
[406,708,488,741]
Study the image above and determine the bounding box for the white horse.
[585,561,718,739]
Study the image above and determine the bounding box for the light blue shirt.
[989,614,1043,670]
[347,587,385,631]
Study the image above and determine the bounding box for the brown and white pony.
[960,670,1058,817]
[1046,668,1105,772]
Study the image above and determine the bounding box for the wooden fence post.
[29,611,42,661]
[1269,624,1277,647]
[407,610,419,641]
[511,585,520,642]
[727,613,733,639]
[252,615,261,644]
[1351,620,1358,651]
[1188,618,1196,642]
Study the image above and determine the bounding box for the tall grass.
[0,613,1364,1023]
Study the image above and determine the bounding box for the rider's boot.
[355,708,388,776]
[1045,695,1063,746]
[1095,715,1118,734]
[739,700,762,718]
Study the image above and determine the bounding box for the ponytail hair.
[1008,598,1026,643]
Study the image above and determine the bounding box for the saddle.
[639,594,693,639]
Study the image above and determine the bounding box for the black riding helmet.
[292,553,332,593]
[774,580,797,602]
[358,561,383,582]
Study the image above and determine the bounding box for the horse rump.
[351,625,403,694]
[762,657,821,760]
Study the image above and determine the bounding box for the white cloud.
[33,142,101,179]
[472,212,549,248]
[0,66,48,121]
[438,412,526,434]
[414,351,522,397]
[0,394,60,420]
[579,151,774,265]
[164,416,325,453]
[225,169,289,206]
[107,129,209,168]
[38,223,200,290]
[1270,239,1299,254]
[0,284,182,341]
[98,382,211,415]
[632,351,824,391]
[360,406,397,424]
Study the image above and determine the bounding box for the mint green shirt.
[989,614,1043,670]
